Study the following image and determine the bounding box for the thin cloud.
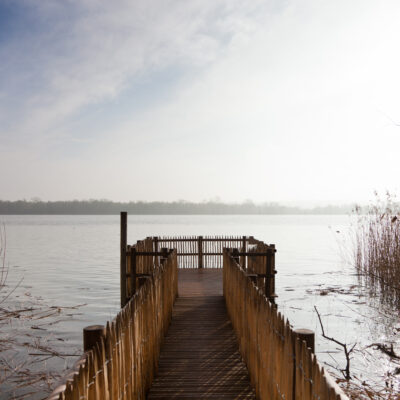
[0,0,271,146]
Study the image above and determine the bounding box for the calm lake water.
[1,215,399,398]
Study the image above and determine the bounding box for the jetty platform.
[48,213,348,400]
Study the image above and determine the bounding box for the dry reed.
[353,192,400,307]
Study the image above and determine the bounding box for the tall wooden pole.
[120,212,127,308]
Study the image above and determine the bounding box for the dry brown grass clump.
[353,192,400,307]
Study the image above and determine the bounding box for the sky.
[0,0,400,205]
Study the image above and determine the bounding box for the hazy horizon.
[0,197,360,208]
[0,198,356,215]
[1,1,399,203]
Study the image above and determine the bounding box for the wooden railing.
[120,212,262,306]
[49,247,178,400]
[230,242,277,304]
[121,237,170,307]
[223,249,348,400]
[119,213,277,306]
[155,235,252,268]
[120,235,275,307]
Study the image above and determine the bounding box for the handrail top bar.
[227,251,276,256]
[128,250,174,256]
[247,273,277,278]
[129,251,275,257]
[144,236,274,246]
[156,237,255,242]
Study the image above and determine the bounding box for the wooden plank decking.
[147,269,256,400]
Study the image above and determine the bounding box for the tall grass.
[354,192,400,307]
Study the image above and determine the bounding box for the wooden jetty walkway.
[49,213,348,400]
[148,269,255,399]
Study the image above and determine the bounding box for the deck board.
[147,269,256,400]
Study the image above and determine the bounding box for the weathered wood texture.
[223,250,348,400]
[48,250,178,400]
[147,268,256,399]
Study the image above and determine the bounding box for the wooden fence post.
[198,236,203,268]
[270,244,276,300]
[241,236,246,268]
[232,248,240,264]
[294,329,315,352]
[83,325,105,352]
[265,246,276,304]
[131,247,137,296]
[161,247,169,264]
[154,236,159,267]
[138,276,148,288]
[120,212,127,308]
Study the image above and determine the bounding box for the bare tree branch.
[314,306,356,380]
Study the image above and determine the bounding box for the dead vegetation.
[333,372,400,400]
[314,306,356,380]
[314,303,400,399]
[353,192,400,307]
[0,225,83,399]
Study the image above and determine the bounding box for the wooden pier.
[148,269,255,399]
[49,213,348,400]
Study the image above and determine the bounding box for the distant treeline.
[0,200,353,215]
